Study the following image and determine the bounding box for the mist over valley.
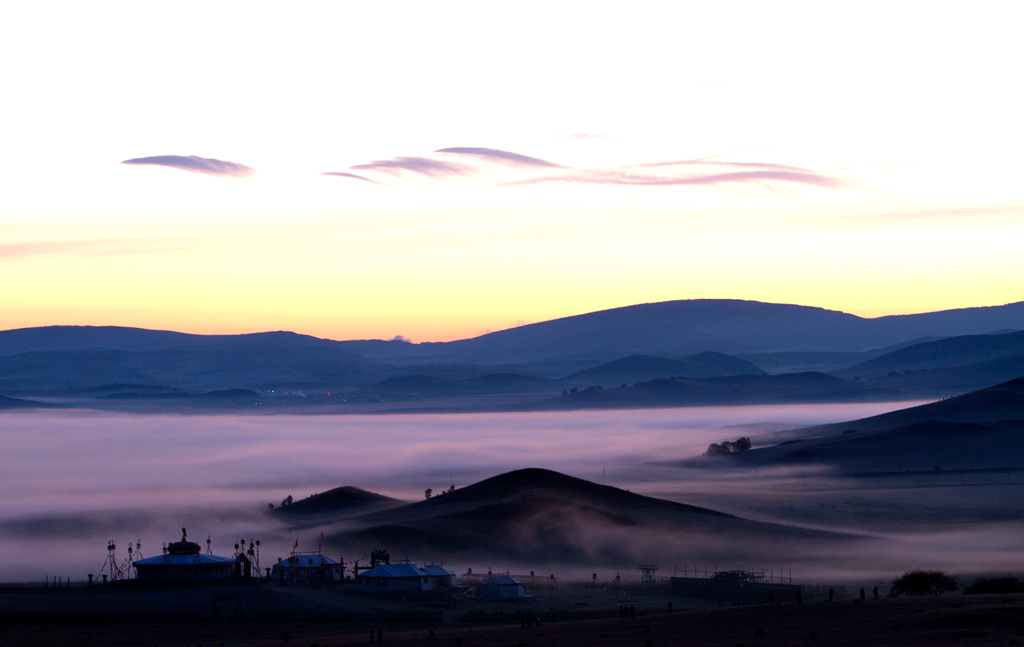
[1,299,1021,590]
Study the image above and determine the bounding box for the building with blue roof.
[133,529,237,582]
[355,562,445,593]
[475,575,535,601]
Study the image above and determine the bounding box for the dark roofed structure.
[133,528,237,582]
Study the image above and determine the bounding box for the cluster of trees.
[268,494,294,510]
[891,570,959,596]
[705,437,752,456]
[425,485,456,499]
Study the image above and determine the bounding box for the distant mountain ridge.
[2,299,1023,410]
[0,326,354,355]
[417,299,1024,363]
[5,300,1023,360]
[8,298,1024,358]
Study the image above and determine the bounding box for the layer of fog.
[2,402,1021,586]
[0,403,920,514]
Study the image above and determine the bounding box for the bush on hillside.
[705,437,752,456]
[891,570,959,597]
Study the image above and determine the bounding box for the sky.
[2,1,1022,343]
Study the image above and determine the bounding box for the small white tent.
[475,576,535,601]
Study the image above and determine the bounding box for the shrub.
[704,437,752,457]
[705,443,727,456]
[891,570,959,597]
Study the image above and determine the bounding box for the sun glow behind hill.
[2,4,1023,341]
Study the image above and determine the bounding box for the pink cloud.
[435,147,563,168]
[349,156,474,180]
[121,155,254,178]
[321,146,842,191]
[506,167,840,188]
[321,171,384,185]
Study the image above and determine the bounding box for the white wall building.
[475,576,534,601]
[355,563,435,593]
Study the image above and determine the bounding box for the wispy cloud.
[121,155,254,178]
[641,159,807,171]
[323,147,560,187]
[435,147,563,168]
[508,166,840,188]
[321,146,841,191]
[320,171,384,185]
[349,156,474,181]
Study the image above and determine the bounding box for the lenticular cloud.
[322,146,840,191]
[121,155,255,178]
[434,147,564,168]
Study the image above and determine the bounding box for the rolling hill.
[275,486,402,519]
[2,299,1022,409]
[692,377,1024,474]
[414,299,1024,364]
[563,352,764,387]
[537,372,883,409]
[282,468,847,566]
[834,331,1024,378]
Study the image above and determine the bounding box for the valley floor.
[1,582,1021,647]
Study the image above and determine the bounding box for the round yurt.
[133,530,235,582]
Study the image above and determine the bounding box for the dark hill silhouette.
[564,352,764,386]
[724,419,1024,475]
[737,339,936,374]
[0,326,362,355]
[796,376,1024,436]
[686,351,767,374]
[538,372,880,409]
[84,388,263,411]
[0,346,365,394]
[460,372,563,392]
[690,378,1024,474]
[415,299,1024,364]
[4,300,1023,408]
[840,352,1024,396]
[422,468,729,517]
[276,486,401,517]
[0,394,60,409]
[324,468,844,565]
[7,301,1024,365]
[366,373,563,397]
[835,331,1024,378]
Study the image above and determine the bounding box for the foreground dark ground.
[2,581,1022,647]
